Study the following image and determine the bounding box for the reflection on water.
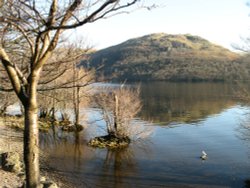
[2,82,250,187]
[140,82,247,124]
[42,106,250,188]
[38,83,250,188]
[238,112,250,141]
[94,148,138,188]
[40,128,152,188]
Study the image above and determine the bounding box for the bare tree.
[94,85,142,138]
[90,85,153,148]
[37,43,94,126]
[71,66,94,126]
[43,63,94,131]
[0,0,147,187]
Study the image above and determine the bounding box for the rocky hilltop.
[82,33,247,81]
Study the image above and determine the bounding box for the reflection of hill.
[139,82,244,124]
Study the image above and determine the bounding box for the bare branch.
[45,0,139,30]
[47,0,58,27]
[0,47,27,103]
[38,68,68,85]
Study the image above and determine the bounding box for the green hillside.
[82,33,248,81]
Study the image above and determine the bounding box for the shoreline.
[0,123,71,188]
[0,133,23,188]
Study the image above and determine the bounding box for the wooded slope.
[82,33,248,81]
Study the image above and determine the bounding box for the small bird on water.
[200,151,207,160]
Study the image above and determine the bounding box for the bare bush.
[89,85,154,148]
[94,85,141,138]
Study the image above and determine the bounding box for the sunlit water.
[2,82,250,188]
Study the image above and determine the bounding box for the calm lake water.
[21,82,250,187]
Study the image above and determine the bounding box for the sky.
[73,0,250,50]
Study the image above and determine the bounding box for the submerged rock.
[21,177,59,188]
[43,182,59,188]
[40,177,59,188]
[88,134,130,149]
[1,152,23,173]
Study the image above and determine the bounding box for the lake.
[39,82,250,187]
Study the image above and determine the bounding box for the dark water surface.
[39,82,250,187]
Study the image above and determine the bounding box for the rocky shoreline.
[0,123,70,188]
[0,135,23,188]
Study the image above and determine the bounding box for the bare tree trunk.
[73,61,80,126]
[23,72,40,187]
[24,102,40,187]
[20,102,25,116]
[114,94,119,135]
[75,86,80,125]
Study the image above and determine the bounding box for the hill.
[82,33,247,81]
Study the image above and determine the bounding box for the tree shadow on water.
[92,141,153,188]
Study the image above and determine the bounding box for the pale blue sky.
[74,0,250,50]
